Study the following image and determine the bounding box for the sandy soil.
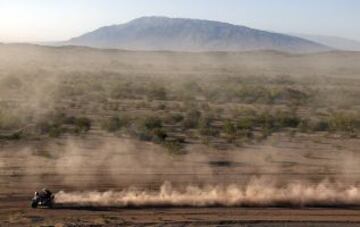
[3,203,360,226]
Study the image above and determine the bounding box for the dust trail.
[55,180,360,208]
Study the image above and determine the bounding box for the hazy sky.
[0,0,359,42]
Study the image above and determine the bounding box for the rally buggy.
[31,188,54,208]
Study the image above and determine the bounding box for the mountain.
[66,16,331,53]
[292,34,360,51]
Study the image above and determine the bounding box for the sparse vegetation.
[102,115,131,132]
[1,45,360,150]
[35,113,92,137]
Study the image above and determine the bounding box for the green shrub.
[0,112,23,130]
[0,131,22,140]
[102,115,131,132]
[131,115,165,142]
[256,112,275,130]
[183,110,201,129]
[297,120,309,132]
[237,117,254,130]
[182,81,202,93]
[274,111,301,128]
[255,111,300,130]
[152,128,168,143]
[329,112,360,132]
[74,117,92,133]
[163,141,185,155]
[223,120,237,136]
[48,126,64,138]
[135,129,153,141]
[110,82,135,99]
[311,120,330,132]
[148,86,167,100]
[37,114,91,136]
[198,114,219,136]
[157,103,167,110]
[141,115,162,130]
[167,113,184,124]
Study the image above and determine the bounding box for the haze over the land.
[293,34,360,51]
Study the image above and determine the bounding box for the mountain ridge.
[66,16,331,53]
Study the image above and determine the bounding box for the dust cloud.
[55,179,360,208]
[2,45,360,210]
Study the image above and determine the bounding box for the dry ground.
[1,133,360,226]
[1,45,360,226]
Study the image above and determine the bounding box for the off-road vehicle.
[31,188,54,208]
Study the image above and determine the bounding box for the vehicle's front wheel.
[31,200,38,208]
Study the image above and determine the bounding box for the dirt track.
[3,198,360,226]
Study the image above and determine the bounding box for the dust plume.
[55,179,360,208]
